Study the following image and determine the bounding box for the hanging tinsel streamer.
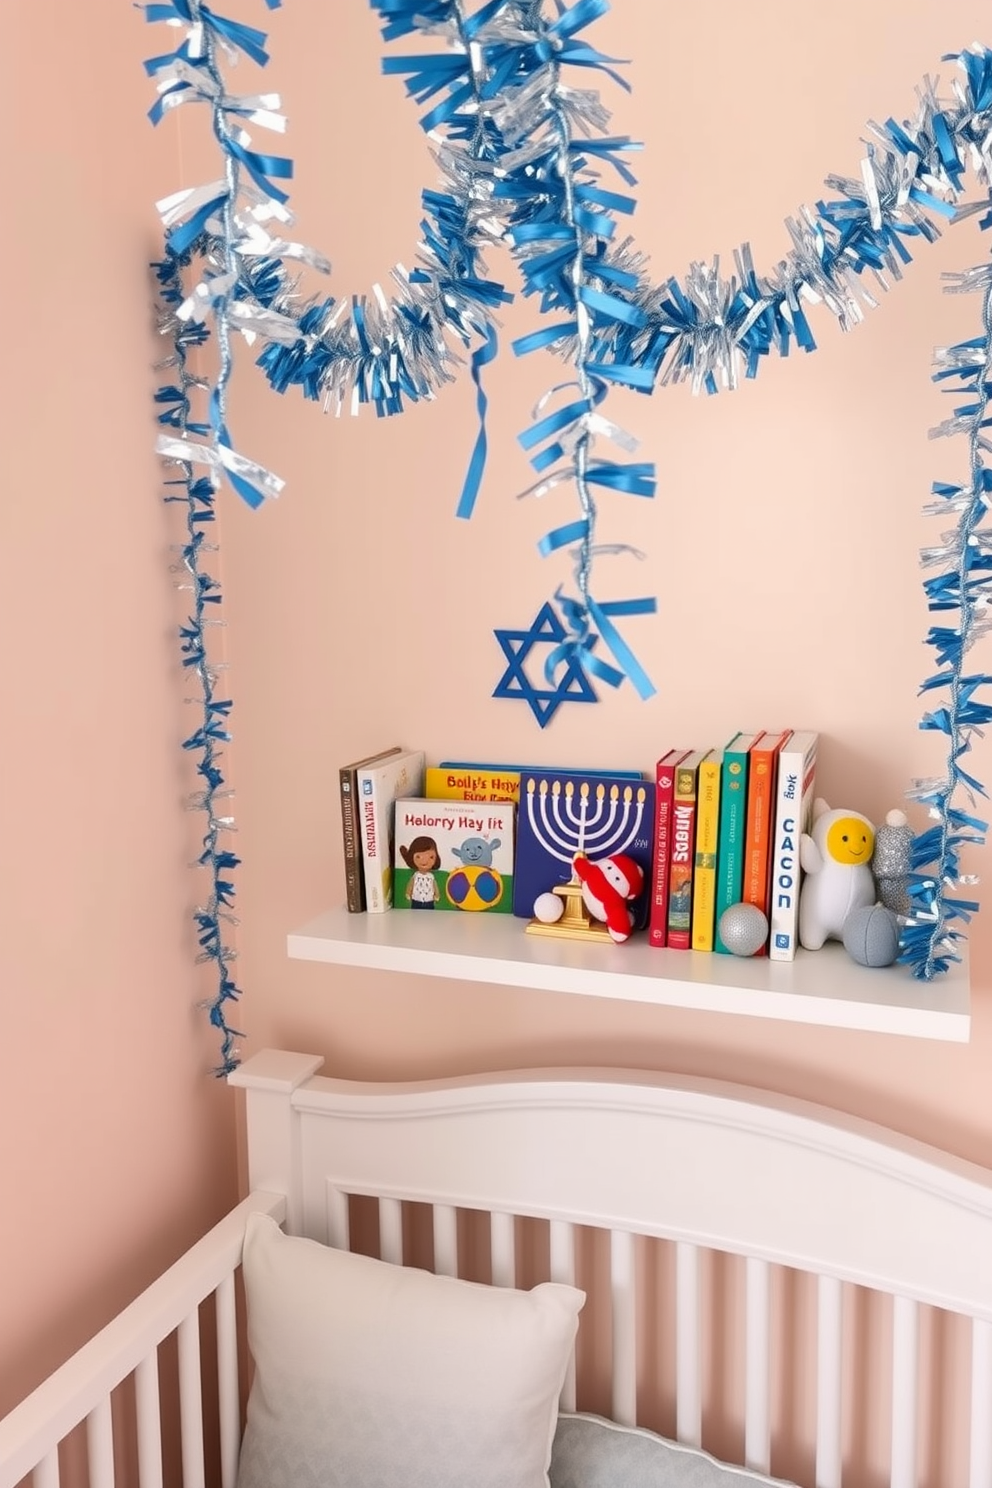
[142,2,992,978]
[153,243,245,1075]
[900,248,992,977]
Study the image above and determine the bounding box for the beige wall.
[0,3,239,1415]
[2,0,991,1480]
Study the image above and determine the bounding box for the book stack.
[647,731,818,960]
[336,739,818,954]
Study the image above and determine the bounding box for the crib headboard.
[229,1049,992,1488]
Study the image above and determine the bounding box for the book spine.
[742,742,784,954]
[667,767,699,951]
[339,766,366,913]
[691,757,722,951]
[648,765,677,947]
[358,772,390,913]
[713,746,749,953]
[768,741,817,961]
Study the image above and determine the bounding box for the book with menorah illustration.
[511,769,655,928]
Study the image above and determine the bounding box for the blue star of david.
[492,602,598,728]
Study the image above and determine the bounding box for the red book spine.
[667,754,706,951]
[648,751,687,947]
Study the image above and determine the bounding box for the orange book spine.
[741,730,791,952]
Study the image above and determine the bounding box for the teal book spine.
[713,732,763,953]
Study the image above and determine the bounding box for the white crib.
[1,1047,990,1488]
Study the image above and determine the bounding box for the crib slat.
[86,1398,114,1488]
[215,1273,240,1488]
[549,1221,577,1413]
[33,1448,60,1488]
[816,1275,843,1488]
[379,1197,404,1266]
[611,1230,637,1427]
[433,1204,458,1278]
[490,1211,515,1288]
[177,1313,205,1488]
[327,1186,350,1250]
[745,1257,771,1474]
[890,1295,918,1488]
[134,1352,163,1488]
[970,1318,992,1488]
[675,1242,701,1448]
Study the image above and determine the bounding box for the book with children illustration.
[392,799,516,912]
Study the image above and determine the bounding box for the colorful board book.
[512,769,655,927]
[393,799,515,912]
[768,731,819,961]
[356,749,426,913]
[648,749,690,948]
[667,750,711,950]
[338,746,401,913]
[690,751,724,952]
[425,766,520,804]
[714,731,764,954]
[741,729,792,953]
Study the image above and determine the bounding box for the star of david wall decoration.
[493,603,598,728]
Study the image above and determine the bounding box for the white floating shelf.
[288,907,970,1042]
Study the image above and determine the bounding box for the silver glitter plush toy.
[872,809,914,916]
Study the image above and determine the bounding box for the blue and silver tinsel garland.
[154,245,244,1075]
[144,0,992,1030]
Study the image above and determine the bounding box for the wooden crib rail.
[0,1192,285,1488]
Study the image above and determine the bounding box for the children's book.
[667,750,711,950]
[338,746,401,913]
[690,751,724,952]
[768,731,819,962]
[425,766,520,804]
[741,729,792,952]
[393,799,516,912]
[648,749,690,948]
[356,749,426,912]
[437,761,642,781]
[714,731,764,954]
[512,769,655,927]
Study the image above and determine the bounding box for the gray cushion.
[549,1414,797,1488]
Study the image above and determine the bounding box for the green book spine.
[714,732,763,953]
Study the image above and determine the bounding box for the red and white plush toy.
[573,852,644,943]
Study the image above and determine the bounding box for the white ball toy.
[717,902,769,957]
[533,892,564,924]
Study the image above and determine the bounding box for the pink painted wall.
[221,4,992,1150]
[211,4,991,1484]
[0,3,239,1418]
[3,0,991,1483]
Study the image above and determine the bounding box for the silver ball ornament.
[717,902,769,957]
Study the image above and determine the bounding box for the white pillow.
[549,1415,799,1488]
[237,1212,585,1488]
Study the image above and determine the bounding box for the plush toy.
[872,808,914,916]
[798,799,876,951]
[842,903,900,968]
[572,852,644,943]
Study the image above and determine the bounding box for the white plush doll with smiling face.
[798,799,876,951]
